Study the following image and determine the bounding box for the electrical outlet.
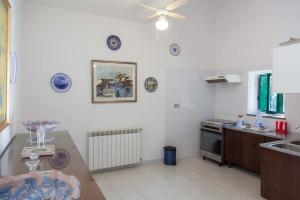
[174,104,180,108]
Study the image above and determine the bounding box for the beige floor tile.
[143,193,170,200]
[94,157,263,200]
[110,180,140,198]
[98,182,121,200]
[136,184,161,197]
[120,192,145,200]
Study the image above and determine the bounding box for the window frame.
[258,73,284,115]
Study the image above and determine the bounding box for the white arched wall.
[16,0,217,161]
[214,0,300,133]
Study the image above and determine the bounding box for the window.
[248,70,285,118]
[258,73,284,114]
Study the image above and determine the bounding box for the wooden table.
[0,131,105,200]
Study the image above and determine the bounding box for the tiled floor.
[93,157,265,200]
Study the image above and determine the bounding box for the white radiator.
[87,128,142,171]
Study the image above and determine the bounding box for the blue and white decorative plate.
[107,35,122,51]
[51,73,72,93]
[170,43,180,56]
[144,77,158,93]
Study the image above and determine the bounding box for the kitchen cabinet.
[225,128,282,173]
[273,42,300,93]
[261,147,300,200]
[225,129,243,167]
[242,133,264,172]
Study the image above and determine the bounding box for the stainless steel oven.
[200,119,235,165]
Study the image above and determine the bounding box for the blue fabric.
[0,176,76,200]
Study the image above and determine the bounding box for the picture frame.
[91,60,137,103]
[0,0,11,131]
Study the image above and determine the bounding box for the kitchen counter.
[260,137,300,199]
[224,125,286,140]
[260,139,300,157]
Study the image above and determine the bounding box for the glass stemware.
[23,120,59,145]
[22,120,59,171]
[25,152,40,171]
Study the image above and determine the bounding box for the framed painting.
[92,60,137,103]
[0,0,11,131]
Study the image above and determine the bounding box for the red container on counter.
[284,121,288,136]
[276,121,279,132]
[275,120,288,136]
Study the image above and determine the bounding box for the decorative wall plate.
[107,35,122,51]
[10,51,17,83]
[144,77,158,93]
[170,43,180,56]
[50,73,72,93]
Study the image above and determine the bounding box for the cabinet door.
[243,133,264,172]
[225,130,242,165]
[273,43,300,93]
[252,134,265,172]
[242,133,253,171]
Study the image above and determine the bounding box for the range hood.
[205,74,242,83]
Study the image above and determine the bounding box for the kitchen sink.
[243,127,271,133]
[289,141,300,146]
[272,143,300,153]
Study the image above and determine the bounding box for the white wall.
[17,0,217,162]
[164,0,217,158]
[215,0,275,69]
[272,0,300,110]
[214,67,280,128]
[165,68,214,158]
[12,0,300,162]
[0,0,23,155]
[214,0,300,133]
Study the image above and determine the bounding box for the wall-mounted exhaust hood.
[205,74,242,83]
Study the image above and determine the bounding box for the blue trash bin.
[164,146,176,165]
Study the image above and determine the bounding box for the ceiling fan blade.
[135,1,158,11]
[146,12,160,20]
[165,0,188,11]
[166,12,187,20]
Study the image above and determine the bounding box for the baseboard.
[90,156,203,173]
[140,155,201,166]
[140,158,163,165]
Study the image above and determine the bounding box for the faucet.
[296,125,300,130]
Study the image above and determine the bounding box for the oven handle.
[201,130,222,136]
[201,125,222,133]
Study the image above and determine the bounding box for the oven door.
[200,129,223,157]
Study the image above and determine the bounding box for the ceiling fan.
[136,0,188,31]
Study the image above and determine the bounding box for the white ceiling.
[28,0,186,22]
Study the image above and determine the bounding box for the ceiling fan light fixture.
[156,15,169,31]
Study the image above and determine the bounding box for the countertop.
[260,139,300,157]
[0,131,105,200]
[226,124,300,158]
[224,125,286,140]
